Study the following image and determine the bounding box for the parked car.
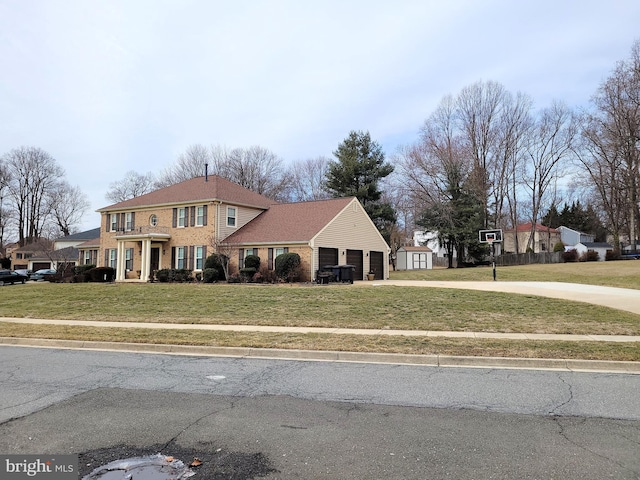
[29,268,58,281]
[14,269,32,279]
[0,270,28,286]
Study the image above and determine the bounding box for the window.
[125,248,133,271]
[275,247,287,257]
[195,246,204,270]
[177,208,186,228]
[176,247,185,269]
[110,214,118,232]
[149,214,158,227]
[125,213,133,231]
[227,207,236,227]
[84,250,92,265]
[196,206,205,226]
[16,253,23,259]
[109,249,117,269]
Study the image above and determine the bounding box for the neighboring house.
[77,237,101,266]
[97,175,390,282]
[413,230,454,258]
[11,239,79,271]
[558,226,594,247]
[54,228,102,250]
[503,223,561,253]
[396,246,433,270]
[574,242,613,261]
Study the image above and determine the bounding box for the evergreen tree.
[326,131,396,238]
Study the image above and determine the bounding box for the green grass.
[1,260,639,362]
[389,260,640,289]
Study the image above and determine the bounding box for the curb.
[1,337,639,374]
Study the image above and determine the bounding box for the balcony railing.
[114,226,171,236]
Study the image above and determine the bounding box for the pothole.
[82,454,195,479]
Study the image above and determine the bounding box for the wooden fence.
[432,251,562,268]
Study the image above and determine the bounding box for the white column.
[142,239,152,281]
[116,241,126,281]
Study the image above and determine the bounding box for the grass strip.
[1,323,639,362]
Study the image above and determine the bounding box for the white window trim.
[176,246,185,269]
[195,246,204,271]
[125,212,133,231]
[227,206,237,228]
[110,214,117,232]
[196,206,205,227]
[177,208,186,228]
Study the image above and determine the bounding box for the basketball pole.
[492,242,496,281]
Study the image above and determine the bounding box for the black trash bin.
[339,265,355,284]
[329,265,341,282]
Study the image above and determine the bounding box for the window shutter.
[172,209,177,228]
[131,212,135,230]
[202,246,207,259]
[268,248,273,270]
[117,213,123,231]
[239,249,244,269]
[284,247,289,253]
[105,215,109,232]
[190,206,196,227]
[203,205,208,226]
[189,246,195,270]
[104,249,109,266]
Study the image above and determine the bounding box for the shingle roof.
[56,228,101,241]
[224,197,355,244]
[581,242,613,248]
[399,246,433,252]
[98,175,278,212]
[508,222,559,233]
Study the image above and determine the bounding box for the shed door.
[346,249,363,281]
[412,253,427,269]
[369,251,384,279]
[318,248,338,269]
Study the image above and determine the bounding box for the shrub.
[562,249,578,263]
[275,253,301,282]
[579,250,599,262]
[605,250,621,261]
[85,267,116,282]
[244,254,261,270]
[259,266,278,284]
[202,268,220,283]
[0,257,10,269]
[155,268,193,282]
[239,267,257,280]
[553,241,565,253]
[227,273,242,283]
[74,264,95,275]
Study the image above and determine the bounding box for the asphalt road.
[1,346,639,479]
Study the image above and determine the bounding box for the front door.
[150,248,160,273]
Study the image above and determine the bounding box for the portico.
[115,229,171,282]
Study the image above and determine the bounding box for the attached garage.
[346,249,363,281]
[369,251,384,279]
[318,247,339,269]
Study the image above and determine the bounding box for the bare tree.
[50,181,90,236]
[522,101,577,250]
[575,40,640,251]
[106,170,156,203]
[2,146,64,246]
[456,80,509,228]
[158,144,290,201]
[0,161,11,249]
[289,156,331,202]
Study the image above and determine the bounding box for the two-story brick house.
[93,175,390,282]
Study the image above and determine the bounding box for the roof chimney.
[205,163,209,182]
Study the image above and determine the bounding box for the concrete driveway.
[370,280,640,315]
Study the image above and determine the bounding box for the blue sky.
[1,0,639,230]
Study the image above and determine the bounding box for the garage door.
[318,247,338,269]
[369,251,384,279]
[346,249,363,281]
[32,262,51,271]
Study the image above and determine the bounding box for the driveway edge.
[1,337,639,374]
